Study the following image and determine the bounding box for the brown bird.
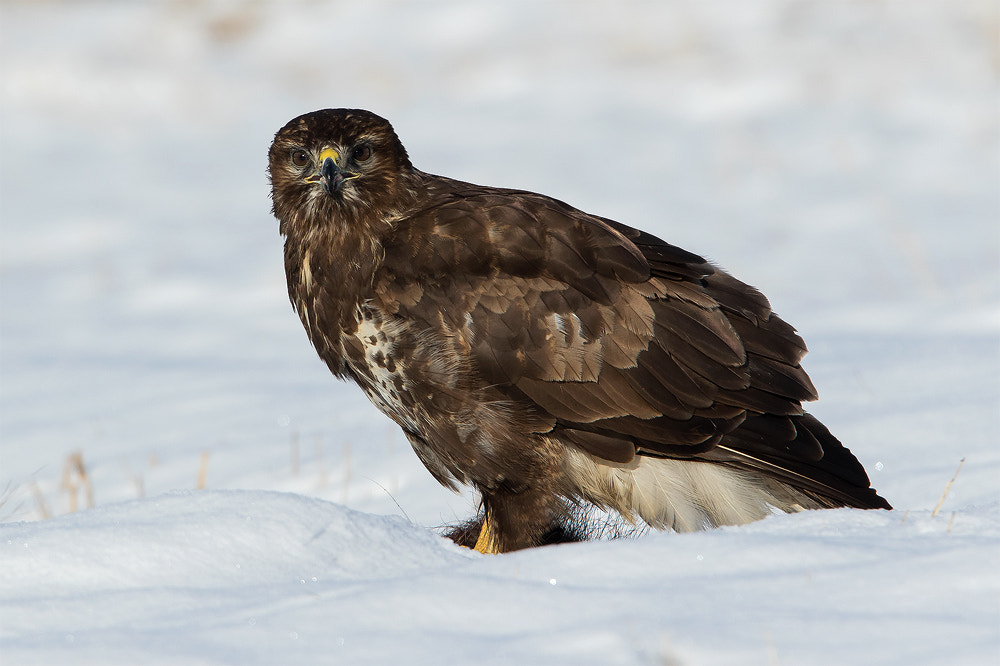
[268,108,890,554]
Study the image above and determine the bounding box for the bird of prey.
[268,108,890,554]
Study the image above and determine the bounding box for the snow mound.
[1,490,468,596]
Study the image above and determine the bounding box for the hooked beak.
[318,146,359,195]
[320,156,350,195]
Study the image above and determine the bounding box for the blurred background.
[1,0,996,524]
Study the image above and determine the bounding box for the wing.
[378,181,889,510]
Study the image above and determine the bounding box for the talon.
[473,515,501,554]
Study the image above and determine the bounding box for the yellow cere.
[318,147,339,163]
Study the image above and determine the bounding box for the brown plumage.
[268,108,890,553]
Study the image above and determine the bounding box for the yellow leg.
[473,514,502,554]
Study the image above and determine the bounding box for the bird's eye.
[352,145,372,163]
[291,150,310,167]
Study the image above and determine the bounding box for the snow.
[1,1,997,664]
[3,492,996,665]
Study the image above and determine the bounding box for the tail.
[709,412,891,510]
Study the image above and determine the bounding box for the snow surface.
[1,1,997,664]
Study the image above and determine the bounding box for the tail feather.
[705,413,891,510]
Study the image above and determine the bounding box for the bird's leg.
[473,512,501,554]
[474,485,567,553]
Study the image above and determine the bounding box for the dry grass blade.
[60,451,93,513]
[196,451,211,490]
[932,457,965,517]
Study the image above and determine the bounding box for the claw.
[473,515,501,554]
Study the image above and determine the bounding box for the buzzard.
[268,109,890,554]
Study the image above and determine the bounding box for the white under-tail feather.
[561,446,814,532]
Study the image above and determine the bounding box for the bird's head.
[268,108,415,238]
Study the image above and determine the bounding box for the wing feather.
[634,342,718,410]
[652,305,745,368]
